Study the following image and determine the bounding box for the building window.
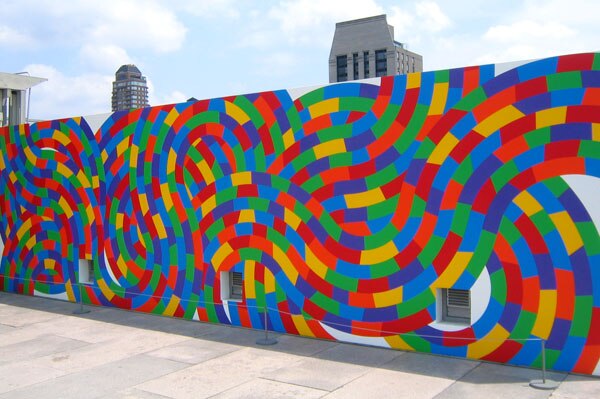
[353,53,359,80]
[440,288,470,324]
[375,49,387,77]
[336,55,348,82]
[78,259,94,284]
[220,271,243,301]
[363,51,369,78]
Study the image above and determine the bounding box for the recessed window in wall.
[363,51,370,78]
[336,55,348,82]
[440,288,471,324]
[375,49,387,77]
[220,271,243,301]
[353,53,359,80]
[78,259,94,284]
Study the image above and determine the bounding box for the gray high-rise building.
[111,64,149,112]
[329,15,423,83]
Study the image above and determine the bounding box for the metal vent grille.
[447,289,470,308]
[230,271,243,299]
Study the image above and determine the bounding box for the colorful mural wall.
[1,53,599,375]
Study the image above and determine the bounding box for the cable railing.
[1,276,559,389]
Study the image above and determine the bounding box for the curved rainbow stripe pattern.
[1,53,599,375]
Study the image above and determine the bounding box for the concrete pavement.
[0,292,598,398]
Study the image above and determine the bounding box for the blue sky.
[2,0,599,120]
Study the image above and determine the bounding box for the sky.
[1,0,599,121]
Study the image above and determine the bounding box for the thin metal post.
[73,282,90,314]
[256,305,277,345]
[529,338,558,390]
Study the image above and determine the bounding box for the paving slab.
[550,373,600,399]
[106,388,174,399]
[145,336,241,364]
[0,334,90,366]
[266,355,370,391]
[384,351,480,380]
[0,354,188,399]
[268,333,337,357]
[314,342,403,367]
[323,367,455,399]
[435,362,566,399]
[0,361,68,395]
[212,377,328,399]
[135,347,300,399]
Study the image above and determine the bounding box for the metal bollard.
[72,282,90,315]
[529,339,558,390]
[256,305,277,345]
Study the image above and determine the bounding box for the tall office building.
[111,64,149,111]
[329,15,423,83]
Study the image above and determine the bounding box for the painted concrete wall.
[1,53,599,375]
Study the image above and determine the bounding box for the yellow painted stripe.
[225,101,250,125]
[514,191,543,216]
[160,182,173,211]
[283,208,301,230]
[152,213,167,238]
[164,108,179,127]
[531,290,557,338]
[116,138,128,157]
[308,98,339,118]
[116,213,124,229]
[201,195,217,217]
[212,242,234,269]
[244,260,256,298]
[116,255,128,279]
[344,187,386,208]
[292,314,315,337]
[474,105,524,137]
[313,138,346,159]
[306,246,329,279]
[264,267,276,292]
[231,171,252,186]
[164,295,180,317]
[550,211,583,254]
[167,147,177,175]
[130,144,139,165]
[97,278,114,300]
[360,241,398,264]
[238,209,255,223]
[58,196,73,218]
[434,252,473,288]
[197,159,215,185]
[430,82,449,115]
[385,335,413,351]
[65,281,76,301]
[593,123,600,141]
[138,193,150,215]
[429,133,458,165]
[282,128,295,150]
[272,244,298,284]
[407,72,421,89]
[467,324,509,358]
[536,106,567,129]
[373,285,403,307]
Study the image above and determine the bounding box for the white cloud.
[24,64,112,120]
[415,1,451,32]
[175,0,240,19]
[0,25,34,47]
[267,0,384,45]
[484,20,575,42]
[79,44,134,72]
[4,0,187,56]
